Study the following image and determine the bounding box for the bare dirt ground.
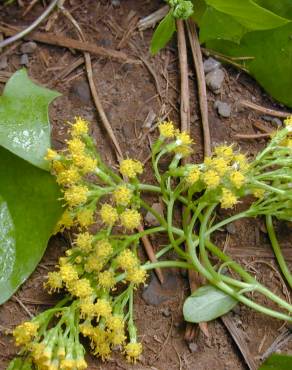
[0,1,291,369]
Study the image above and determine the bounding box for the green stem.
[143,260,193,270]
[266,215,292,289]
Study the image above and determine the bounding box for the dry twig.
[240,100,290,118]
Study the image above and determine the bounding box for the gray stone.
[111,0,120,7]
[20,54,29,65]
[226,222,236,235]
[20,41,37,54]
[203,57,221,73]
[145,202,164,227]
[206,69,225,93]
[188,342,198,353]
[0,55,8,70]
[70,80,91,104]
[271,117,282,127]
[214,100,232,118]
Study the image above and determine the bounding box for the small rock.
[70,80,91,104]
[20,54,29,65]
[232,305,241,315]
[0,55,8,69]
[214,100,231,118]
[203,57,221,73]
[188,342,198,353]
[160,307,171,317]
[20,41,37,54]
[262,115,273,122]
[271,117,282,127]
[111,0,120,7]
[145,202,164,227]
[226,222,236,234]
[206,69,225,93]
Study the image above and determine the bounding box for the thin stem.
[143,260,193,270]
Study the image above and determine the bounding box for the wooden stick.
[187,20,211,157]
[240,99,290,118]
[0,25,134,62]
[234,133,271,140]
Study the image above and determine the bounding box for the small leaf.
[259,354,292,370]
[205,0,290,30]
[183,285,237,323]
[0,147,62,304]
[150,10,176,55]
[0,69,60,170]
[7,358,33,370]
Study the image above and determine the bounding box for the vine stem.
[266,215,292,289]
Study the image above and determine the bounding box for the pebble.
[160,307,171,317]
[111,0,120,7]
[188,342,198,353]
[145,202,164,227]
[226,222,236,235]
[214,100,231,118]
[70,80,91,104]
[271,117,282,127]
[0,55,8,69]
[20,41,37,54]
[203,57,221,73]
[20,54,29,66]
[205,68,225,93]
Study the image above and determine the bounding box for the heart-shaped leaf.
[0,147,62,304]
[0,69,60,170]
[259,354,292,370]
[183,285,237,323]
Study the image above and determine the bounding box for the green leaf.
[254,0,292,19]
[7,358,33,370]
[191,0,207,25]
[0,69,60,170]
[258,354,292,370]
[0,146,62,304]
[205,0,290,30]
[150,10,176,55]
[206,22,292,107]
[200,7,246,43]
[183,285,237,323]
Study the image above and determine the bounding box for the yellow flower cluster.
[116,249,147,286]
[113,185,133,206]
[119,159,143,178]
[64,184,88,208]
[158,121,175,138]
[124,342,143,363]
[70,117,89,137]
[120,209,141,230]
[100,204,118,225]
[13,321,39,346]
[220,188,238,209]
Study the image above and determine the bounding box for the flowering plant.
[10,117,292,369]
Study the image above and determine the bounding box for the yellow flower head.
[60,359,75,370]
[176,131,193,145]
[52,160,65,175]
[106,315,124,332]
[126,267,147,286]
[120,209,141,230]
[67,138,85,156]
[71,117,89,137]
[113,185,133,206]
[75,358,87,370]
[119,159,143,178]
[76,208,94,228]
[284,115,292,127]
[45,271,63,293]
[158,121,175,138]
[68,278,93,298]
[211,157,229,176]
[79,322,94,337]
[92,339,111,361]
[252,188,265,199]
[59,263,78,284]
[220,188,238,209]
[75,232,94,252]
[215,145,233,160]
[13,321,39,346]
[100,204,118,226]
[233,153,249,171]
[45,148,58,162]
[79,299,95,318]
[174,144,193,158]
[84,255,104,273]
[202,169,220,189]
[124,342,142,363]
[98,270,116,290]
[64,185,88,207]
[73,153,97,173]
[115,249,138,271]
[56,166,80,186]
[94,298,112,319]
[229,170,245,189]
[186,166,200,185]
[95,239,113,259]
[31,342,47,363]
[54,210,74,233]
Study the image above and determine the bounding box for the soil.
[0,1,291,369]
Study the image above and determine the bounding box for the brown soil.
[0,1,291,369]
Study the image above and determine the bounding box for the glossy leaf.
[0,69,60,170]
[206,22,292,107]
[205,0,290,30]
[183,285,237,323]
[254,0,292,19]
[259,354,292,370]
[150,10,176,55]
[0,147,62,304]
